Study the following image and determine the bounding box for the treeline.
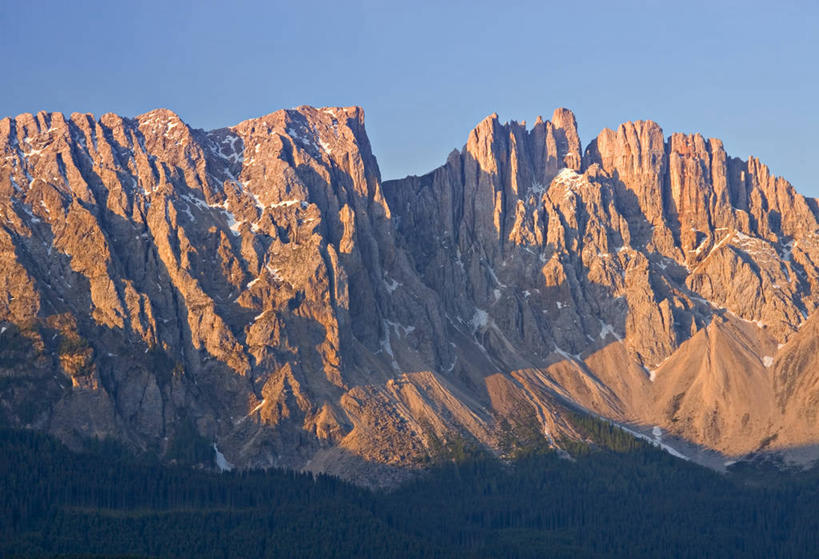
[1,421,819,558]
[0,429,434,558]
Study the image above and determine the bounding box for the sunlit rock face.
[1,105,819,485]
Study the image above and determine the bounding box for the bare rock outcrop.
[2,104,819,483]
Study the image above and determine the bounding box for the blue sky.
[1,0,817,194]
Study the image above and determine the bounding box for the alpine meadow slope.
[1,105,819,484]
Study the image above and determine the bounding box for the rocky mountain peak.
[2,104,819,485]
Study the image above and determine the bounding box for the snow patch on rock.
[213,444,233,472]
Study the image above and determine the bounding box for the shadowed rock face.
[1,105,818,485]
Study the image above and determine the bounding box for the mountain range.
[2,104,818,485]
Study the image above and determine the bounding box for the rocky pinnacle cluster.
[1,106,818,484]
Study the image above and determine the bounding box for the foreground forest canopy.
[2,424,818,559]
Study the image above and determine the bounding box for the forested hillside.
[2,423,818,558]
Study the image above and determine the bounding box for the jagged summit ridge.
[1,104,819,484]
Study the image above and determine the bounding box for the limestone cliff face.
[1,105,819,484]
[385,108,819,464]
[0,106,455,478]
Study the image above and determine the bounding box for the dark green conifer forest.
[2,415,818,559]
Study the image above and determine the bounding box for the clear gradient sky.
[1,1,817,194]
